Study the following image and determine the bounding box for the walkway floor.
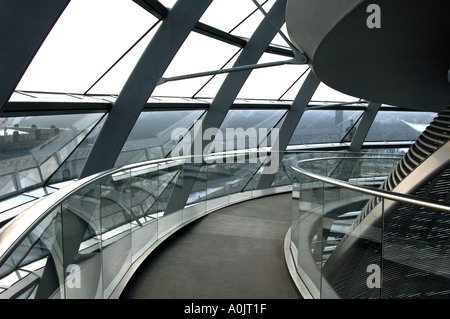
[120,193,300,299]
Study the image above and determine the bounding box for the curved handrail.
[0,149,263,265]
[0,147,307,268]
[292,158,450,213]
[0,157,187,264]
[0,150,406,259]
[0,149,420,299]
[0,149,396,266]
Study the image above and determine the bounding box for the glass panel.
[115,110,205,167]
[199,0,271,34]
[0,113,103,198]
[237,53,309,100]
[88,22,161,95]
[206,162,230,200]
[295,176,323,299]
[0,207,63,299]
[242,162,261,193]
[270,162,291,187]
[229,0,275,38]
[227,161,257,199]
[289,156,405,299]
[381,200,450,299]
[187,163,208,205]
[290,180,300,266]
[0,174,17,198]
[62,181,102,298]
[278,68,311,101]
[17,0,158,94]
[156,161,182,215]
[0,194,34,213]
[366,111,436,142]
[193,50,241,99]
[152,32,241,98]
[49,114,106,184]
[320,180,380,299]
[289,110,364,145]
[182,161,207,223]
[311,82,359,103]
[130,163,161,261]
[40,155,59,180]
[130,163,160,222]
[155,161,184,238]
[100,170,132,298]
[271,23,291,47]
[18,168,41,189]
[206,161,230,211]
[158,0,177,8]
[210,109,286,152]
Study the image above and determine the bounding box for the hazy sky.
[16,0,357,102]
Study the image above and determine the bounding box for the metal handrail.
[292,157,450,214]
[0,148,299,265]
[0,155,196,265]
[0,150,413,268]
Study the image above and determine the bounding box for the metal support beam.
[250,0,304,60]
[348,102,381,152]
[256,71,320,189]
[157,57,302,85]
[0,0,70,111]
[193,22,295,57]
[164,0,289,214]
[132,0,168,20]
[79,0,213,178]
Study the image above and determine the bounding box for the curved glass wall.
[290,157,450,299]
[47,115,107,184]
[289,109,364,145]
[115,110,206,167]
[366,111,437,142]
[0,150,300,299]
[209,109,287,152]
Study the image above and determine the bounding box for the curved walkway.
[120,193,300,299]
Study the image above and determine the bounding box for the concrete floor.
[120,193,300,299]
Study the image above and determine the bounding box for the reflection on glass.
[0,150,329,299]
[210,109,286,152]
[381,200,450,299]
[289,110,363,145]
[290,155,450,299]
[62,181,102,298]
[0,207,63,299]
[0,114,104,199]
[115,110,205,167]
[49,114,106,184]
[366,111,436,142]
[100,170,132,298]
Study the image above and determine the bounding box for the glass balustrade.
[0,150,325,299]
[290,156,450,299]
[3,150,431,299]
